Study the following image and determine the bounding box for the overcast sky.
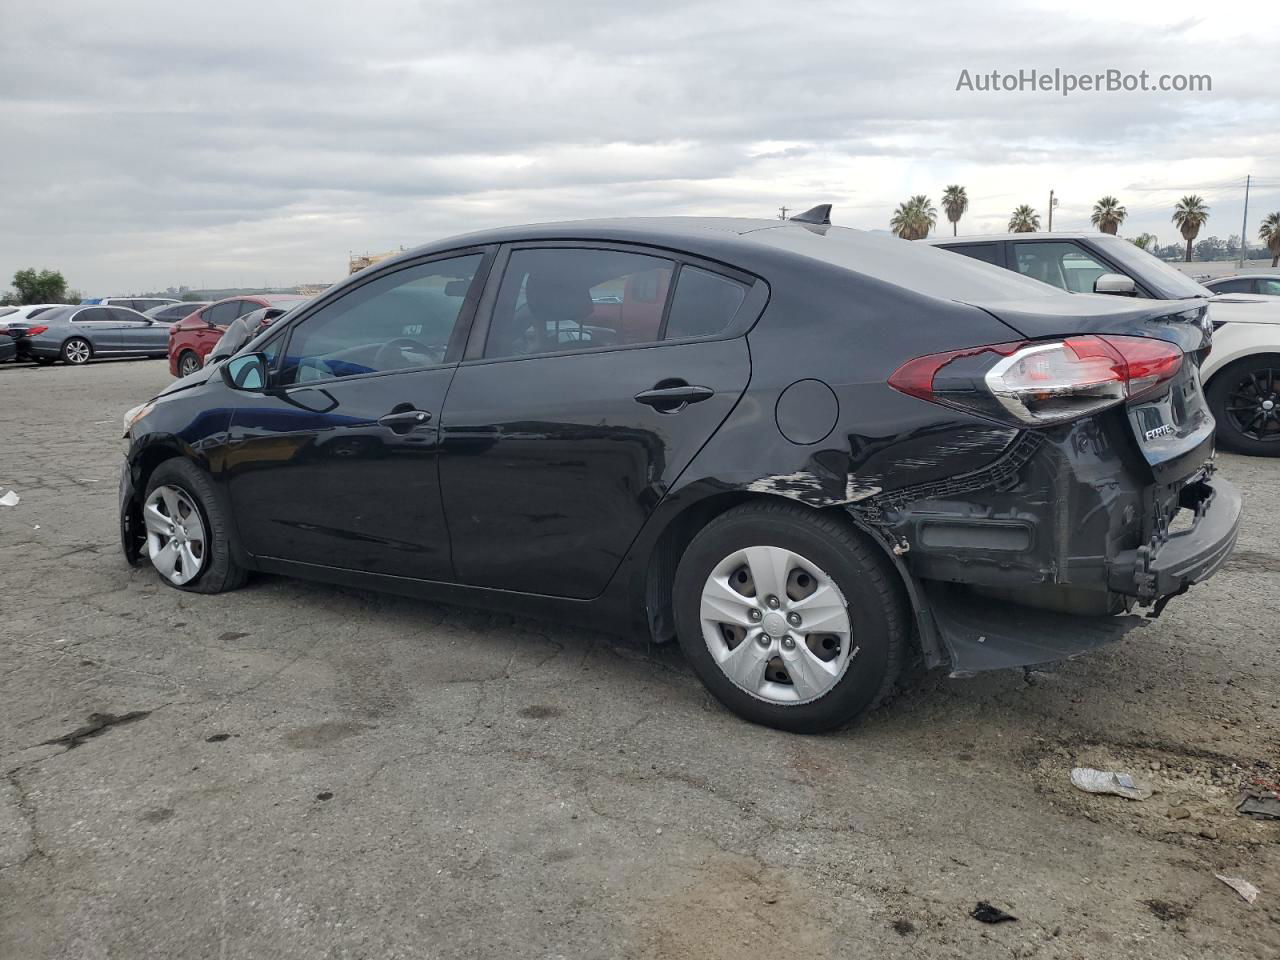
[1,0,1278,293]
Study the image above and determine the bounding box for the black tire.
[144,459,248,594]
[672,501,907,733]
[62,337,92,365]
[178,351,202,378]
[1207,354,1280,457]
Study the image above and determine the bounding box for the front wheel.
[178,351,202,378]
[1207,354,1280,456]
[62,338,92,365]
[142,459,247,593]
[672,502,907,733]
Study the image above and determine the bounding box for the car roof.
[1206,273,1280,280]
[383,216,1075,308]
[921,232,1109,245]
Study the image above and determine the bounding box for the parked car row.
[0,295,305,370]
[923,233,1280,456]
[118,210,1243,732]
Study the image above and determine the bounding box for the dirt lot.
[2,358,1277,959]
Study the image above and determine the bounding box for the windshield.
[1092,236,1211,300]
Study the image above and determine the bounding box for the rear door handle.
[634,382,715,412]
[378,409,433,433]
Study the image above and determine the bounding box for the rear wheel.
[62,338,92,365]
[143,459,247,593]
[178,351,202,378]
[673,502,907,733]
[1207,354,1280,457]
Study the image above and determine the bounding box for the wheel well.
[134,444,183,496]
[1205,352,1280,392]
[642,492,888,644]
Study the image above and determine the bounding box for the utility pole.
[1239,174,1251,268]
[778,206,789,220]
[1048,189,1058,231]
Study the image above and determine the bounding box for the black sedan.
[118,210,1239,732]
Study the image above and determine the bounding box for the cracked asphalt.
[2,358,1278,959]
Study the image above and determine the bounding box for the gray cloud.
[1,0,1276,291]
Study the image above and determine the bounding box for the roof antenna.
[789,204,831,225]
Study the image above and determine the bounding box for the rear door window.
[663,266,747,340]
[940,242,1003,266]
[1258,278,1280,296]
[485,248,675,359]
[1012,241,1116,293]
[74,307,113,324]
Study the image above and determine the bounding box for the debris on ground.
[1214,875,1259,905]
[1070,767,1153,800]
[0,490,19,507]
[1236,789,1280,820]
[970,902,1017,924]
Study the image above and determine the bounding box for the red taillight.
[25,325,48,337]
[889,335,1183,426]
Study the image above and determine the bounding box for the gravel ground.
[2,358,1277,960]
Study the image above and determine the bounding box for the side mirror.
[221,352,268,392]
[1094,273,1136,296]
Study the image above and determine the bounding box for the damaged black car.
[119,208,1241,732]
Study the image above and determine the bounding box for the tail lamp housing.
[23,325,49,337]
[889,335,1183,426]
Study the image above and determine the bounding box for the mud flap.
[924,582,1148,677]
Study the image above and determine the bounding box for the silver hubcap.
[142,485,207,585]
[66,341,90,363]
[181,355,199,375]
[699,546,855,705]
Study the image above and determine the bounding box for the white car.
[924,233,1280,456]
[1203,274,1280,298]
[0,303,63,331]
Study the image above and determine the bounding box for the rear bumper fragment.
[1108,477,1241,601]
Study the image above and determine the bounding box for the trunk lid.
[969,294,1215,485]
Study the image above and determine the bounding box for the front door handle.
[634,382,715,412]
[378,408,433,434]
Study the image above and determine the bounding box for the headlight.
[122,401,154,438]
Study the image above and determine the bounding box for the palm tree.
[1261,212,1280,267]
[1129,233,1158,251]
[1172,195,1210,262]
[889,195,938,240]
[941,185,968,236]
[1091,196,1127,235]
[1008,205,1040,233]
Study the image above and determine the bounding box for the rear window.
[1208,278,1253,294]
[0,307,15,319]
[752,226,1064,304]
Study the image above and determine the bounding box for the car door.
[70,307,125,352]
[109,307,165,354]
[194,301,245,359]
[223,249,491,580]
[438,244,756,599]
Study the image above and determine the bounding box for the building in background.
[349,249,402,275]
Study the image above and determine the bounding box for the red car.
[168,294,306,377]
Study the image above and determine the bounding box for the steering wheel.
[373,337,440,369]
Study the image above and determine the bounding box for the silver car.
[16,304,170,365]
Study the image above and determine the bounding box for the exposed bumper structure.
[1108,477,1241,601]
